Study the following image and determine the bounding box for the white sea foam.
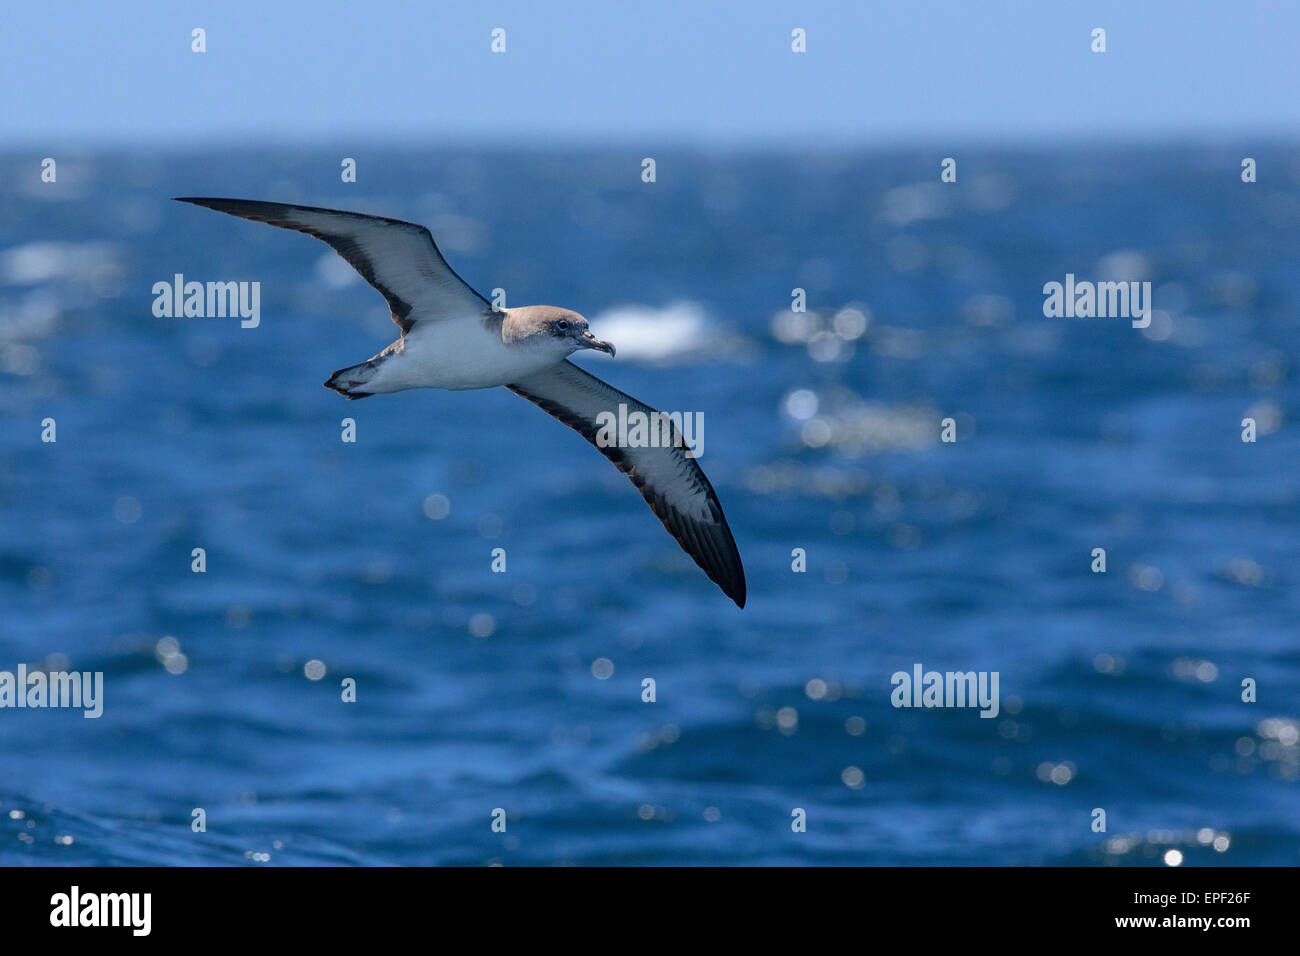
[0,240,120,286]
[586,300,712,362]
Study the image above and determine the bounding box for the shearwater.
[174,198,745,606]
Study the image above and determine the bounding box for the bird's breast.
[397,318,558,390]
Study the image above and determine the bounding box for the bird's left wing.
[173,198,491,333]
[507,360,746,607]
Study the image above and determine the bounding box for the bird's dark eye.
[556,320,570,331]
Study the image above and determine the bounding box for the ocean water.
[1,145,1297,866]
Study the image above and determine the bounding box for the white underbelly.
[379,320,551,391]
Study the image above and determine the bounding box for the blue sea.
[1,145,1297,865]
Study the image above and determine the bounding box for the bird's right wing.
[174,198,491,333]
[507,360,746,607]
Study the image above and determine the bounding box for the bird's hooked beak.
[580,330,616,356]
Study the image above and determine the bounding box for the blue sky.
[2,0,1296,146]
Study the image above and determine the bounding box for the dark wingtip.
[173,197,257,215]
[717,539,746,608]
[727,571,746,608]
[173,197,236,214]
[710,558,746,608]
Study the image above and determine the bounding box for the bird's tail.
[324,358,381,399]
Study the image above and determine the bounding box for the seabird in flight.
[174,198,746,606]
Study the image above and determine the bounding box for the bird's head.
[506,306,615,358]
